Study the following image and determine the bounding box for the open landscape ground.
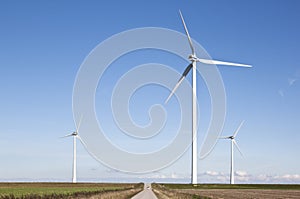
[0,183,143,199]
[1,183,300,199]
[153,184,300,199]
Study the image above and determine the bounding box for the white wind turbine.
[61,117,83,183]
[165,11,251,184]
[219,121,244,184]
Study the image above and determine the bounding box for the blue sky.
[0,0,299,183]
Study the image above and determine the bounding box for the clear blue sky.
[0,0,299,183]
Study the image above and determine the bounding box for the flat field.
[0,182,143,199]
[153,184,300,199]
[152,184,300,199]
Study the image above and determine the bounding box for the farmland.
[152,184,300,199]
[0,183,143,199]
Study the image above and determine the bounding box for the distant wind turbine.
[165,10,251,185]
[61,116,83,183]
[219,121,244,184]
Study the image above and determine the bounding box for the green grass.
[0,183,139,198]
[160,183,300,190]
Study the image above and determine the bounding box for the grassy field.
[0,183,143,198]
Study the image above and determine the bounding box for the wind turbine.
[219,121,244,184]
[61,117,83,183]
[165,11,251,185]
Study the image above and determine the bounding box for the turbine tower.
[220,121,244,184]
[165,11,251,184]
[61,117,83,183]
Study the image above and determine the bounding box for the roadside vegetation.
[0,183,143,199]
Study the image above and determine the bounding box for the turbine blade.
[165,64,192,104]
[60,133,73,138]
[165,77,185,104]
[233,140,244,157]
[182,63,193,77]
[196,58,252,67]
[219,136,231,139]
[179,10,195,55]
[76,115,83,133]
[233,120,245,137]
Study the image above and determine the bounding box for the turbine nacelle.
[60,131,78,138]
[188,54,198,62]
[72,131,78,136]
